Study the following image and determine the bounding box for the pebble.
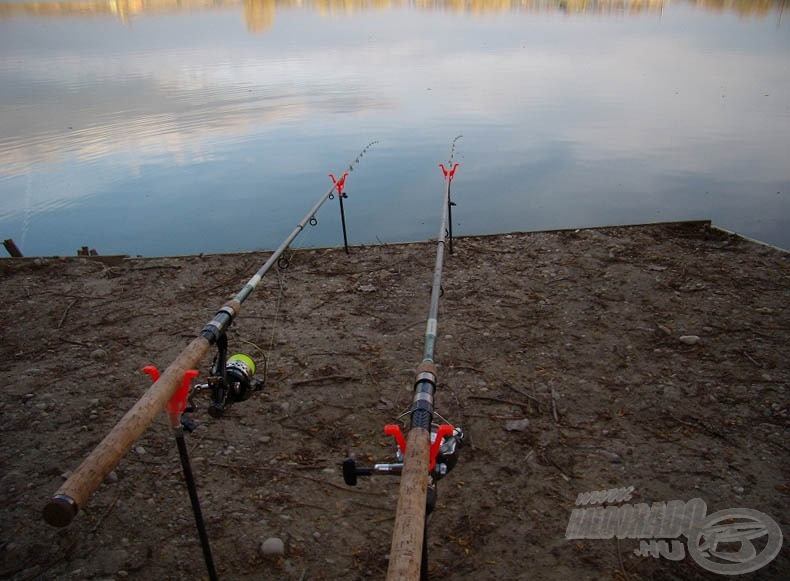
[357,284,376,293]
[258,435,271,444]
[598,450,623,463]
[733,485,745,495]
[679,335,701,345]
[90,348,108,360]
[134,446,146,455]
[105,471,119,483]
[260,537,285,557]
[504,418,530,432]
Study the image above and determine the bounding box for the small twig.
[542,452,572,482]
[741,350,762,368]
[551,387,560,424]
[506,384,542,406]
[464,413,525,420]
[189,426,208,454]
[291,374,356,387]
[449,364,484,374]
[130,264,182,271]
[364,367,381,389]
[349,500,392,512]
[57,299,78,329]
[665,412,730,441]
[468,395,531,409]
[58,337,93,348]
[283,500,329,511]
[354,309,386,321]
[395,320,424,335]
[665,413,696,428]
[91,488,123,533]
[546,277,570,286]
[522,389,539,415]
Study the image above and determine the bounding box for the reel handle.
[342,458,372,486]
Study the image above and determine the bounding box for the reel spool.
[225,354,256,401]
[208,351,262,418]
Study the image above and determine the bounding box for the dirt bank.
[1,221,787,580]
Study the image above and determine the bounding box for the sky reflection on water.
[0,0,788,255]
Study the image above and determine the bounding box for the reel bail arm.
[200,333,262,418]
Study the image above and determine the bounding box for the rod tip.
[43,494,78,527]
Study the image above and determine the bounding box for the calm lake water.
[1,0,788,256]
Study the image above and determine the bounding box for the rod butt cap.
[43,494,78,527]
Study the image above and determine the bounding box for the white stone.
[260,537,285,557]
[504,418,530,432]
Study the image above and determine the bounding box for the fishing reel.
[343,419,464,488]
[193,334,263,418]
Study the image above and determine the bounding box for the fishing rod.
[42,141,378,529]
[343,137,464,580]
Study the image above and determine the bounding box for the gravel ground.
[0,221,787,580]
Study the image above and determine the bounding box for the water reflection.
[0,0,785,30]
[0,0,787,255]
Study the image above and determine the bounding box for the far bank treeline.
[0,1,783,33]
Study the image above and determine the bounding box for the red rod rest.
[329,172,349,196]
[384,423,455,471]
